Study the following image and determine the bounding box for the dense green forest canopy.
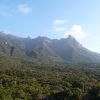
[0,58,100,100]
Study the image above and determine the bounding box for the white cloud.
[18,4,32,14]
[65,25,89,39]
[52,19,89,39]
[53,19,67,26]
[53,26,65,32]
[53,19,67,32]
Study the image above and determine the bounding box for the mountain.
[49,35,100,63]
[0,32,100,64]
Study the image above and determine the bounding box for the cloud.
[65,25,89,39]
[53,19,67,26]
[53,26,66,32]
[18,4,32,14]
[52,19,89,39]
[53,19,67,32]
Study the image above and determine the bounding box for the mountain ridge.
[0,32,100,64]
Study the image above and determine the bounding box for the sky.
[0,0,100,53]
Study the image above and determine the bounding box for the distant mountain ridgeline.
[0,32,100,65]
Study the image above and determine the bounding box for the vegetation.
[0,33,100,99]
[0,60,100,100]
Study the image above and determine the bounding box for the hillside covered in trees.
[0,59,100,100]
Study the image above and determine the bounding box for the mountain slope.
[0,32,100,64]
[49,35,100,63]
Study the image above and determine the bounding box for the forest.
[0,59,100,100]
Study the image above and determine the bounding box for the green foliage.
[0,61,100,100]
